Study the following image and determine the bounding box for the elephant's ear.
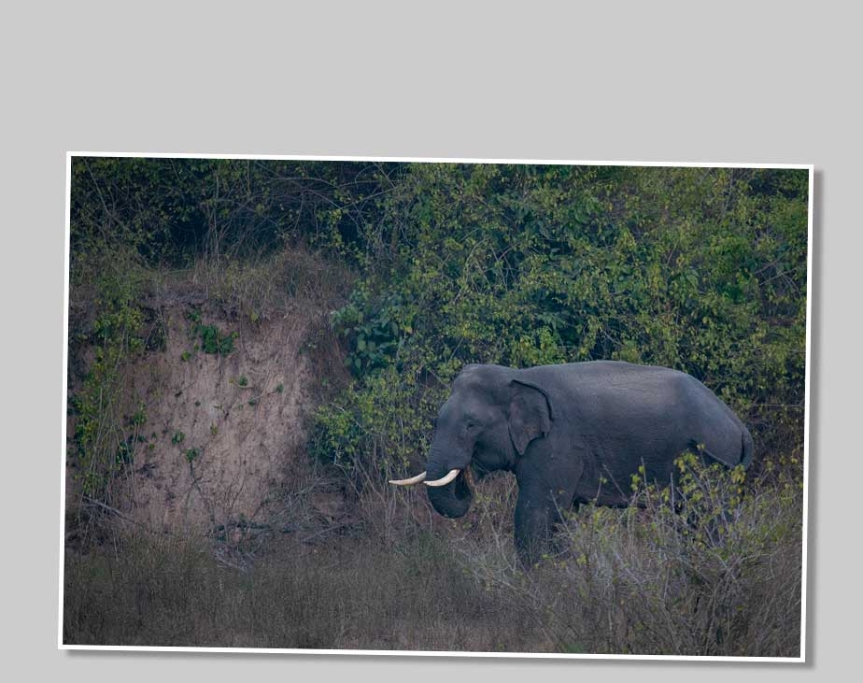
[508,379,554,456]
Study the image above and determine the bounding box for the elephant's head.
[390,364,554,518]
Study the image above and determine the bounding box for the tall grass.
[64,458,803,656]
[457,460,803,656]
[65,531,533,651]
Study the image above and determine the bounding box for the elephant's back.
[545,361,750,469]
[524,361,688,400]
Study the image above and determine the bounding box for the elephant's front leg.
[514,482,575,565]
[513,442,583,565]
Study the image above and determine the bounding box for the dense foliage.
[70,157,401,265]
[69,159,808,492]
[311,163,809,480]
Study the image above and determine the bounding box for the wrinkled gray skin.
[423,361,753,564]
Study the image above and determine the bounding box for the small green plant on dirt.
[199,324,236,355]
[236,376,249,387]
[171,431,185,445]
[185,309,236,356]
[115,439,135,466]
[184,447,200,463]
[129,405,147,427]
[275,383,284,394]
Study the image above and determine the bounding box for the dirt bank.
[66,279,353,541]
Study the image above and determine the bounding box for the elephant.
[390,361,753,564]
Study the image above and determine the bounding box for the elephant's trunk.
[424,446,473,518]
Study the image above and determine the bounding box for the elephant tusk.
[424,469,461,487]
[389,472,427,486]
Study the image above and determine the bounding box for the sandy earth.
[66,301,353,540]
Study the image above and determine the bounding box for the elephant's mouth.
[453,468,472,495]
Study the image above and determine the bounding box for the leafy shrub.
[310,365,444,483]
[313,164,809,483]
[544,455,802,655]
[198,324,236,355]
[331,288,413,375]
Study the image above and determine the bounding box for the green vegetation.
[68,249,148,500]
[184,310,236,356]
[313,164,808,483]
[198,323,236,355]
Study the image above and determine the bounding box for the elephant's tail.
[689,426,754,469]
[740,427,754,469]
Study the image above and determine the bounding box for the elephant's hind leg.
[514,494,555,566]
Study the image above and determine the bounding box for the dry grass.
[63,464,803,657]
[456,481,803,657]
[64,530,533,651]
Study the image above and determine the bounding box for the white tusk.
[389,472,427,486]
[424,469,461,487]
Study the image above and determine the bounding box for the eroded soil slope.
[66,296,352,540]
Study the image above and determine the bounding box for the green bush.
[197,324,236,355]
[314,164,809,482]
[310,365,445,482]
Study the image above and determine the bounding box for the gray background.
[3,1,857,679]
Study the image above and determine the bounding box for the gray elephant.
[390,361,753,564]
